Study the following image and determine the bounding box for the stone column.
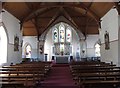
[38,40,45,61]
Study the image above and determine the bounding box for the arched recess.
[22,42,32,58]
[94,43,101,57]
[44,22,80,61]
[0,22,8,65]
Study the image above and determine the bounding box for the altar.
[54,55,70,64]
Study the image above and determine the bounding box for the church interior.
[0,1,120,88]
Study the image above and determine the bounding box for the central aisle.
[40,64,78,88]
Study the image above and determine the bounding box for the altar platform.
[53,55,72,64]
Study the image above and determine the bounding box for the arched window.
[52,22,72,55]
[53,28,58,43]
[0,26,7,64]
[66,27,71,42]
[25,44,32,58]
[59,23,65,42]
[95,43,101,57]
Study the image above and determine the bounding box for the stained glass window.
[52,22,73,55]
[59,24,65,42]
[53,28,58,42]
[66,27,71,42]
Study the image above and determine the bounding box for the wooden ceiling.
[2,2,116,36]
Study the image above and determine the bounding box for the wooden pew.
[69,61,120,88]
[0,61,52,88]
[0,82,25,88]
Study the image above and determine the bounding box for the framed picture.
[14,35,19,51]
[104,31,110,50]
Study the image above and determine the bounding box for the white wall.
[86,35,99,57]
[118,15,120,66]
[101,41,118,64]
[100,8,118,65]
[22,36,38,59]
[2,10,22,66]
[100,9,118,43]
[44,30,52,61]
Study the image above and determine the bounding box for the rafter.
[66,7,93,21]
[31,18,39,36]
[84,2,93,15]
[63,7,88,36]
[79,3,100,22]
[25,2,43,12]
[37,15,87,19]
[38,8,61,36]
[84,18,89,39]
[114,2,120,15]
[67,6,100,29]
[22,7,54,22]
[23,3,100,22]
[62,7,79,29]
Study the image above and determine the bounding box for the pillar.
[117,2,120,66]
[80,39,87,59]
[38,40,45,61]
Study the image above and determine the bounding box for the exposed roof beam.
[25,2,42,10]
[38,15,87,19]
[31,18,39,36]
[63,8,90,36]
[39,8,60,36]
[84,2,93,15]
[67,6,100,28]
[67,7,94,21]
[114,2,120,15]
[22,7,54,22]
[22,3,90,8]
[23,3,100,21]
[62,7,78,28]
[84,18,90,39]
[79,3,100,22]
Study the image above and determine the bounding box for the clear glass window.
[25,45,32,58]
[95,44,101,57]
[0,26,7,64]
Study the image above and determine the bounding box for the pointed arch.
[0,24,8,64]
[53,27,58,43]
[59,23,65,42]
[94,43,101,57]
[66,26,72,42]
[23,42,32,58]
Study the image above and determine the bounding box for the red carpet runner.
[40,64,79,88]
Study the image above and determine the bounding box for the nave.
[1,1,120,88]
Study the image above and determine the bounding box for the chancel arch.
[44,22,81,62]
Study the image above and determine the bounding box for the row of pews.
[0,61,52,88]
[70,61,120,88]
